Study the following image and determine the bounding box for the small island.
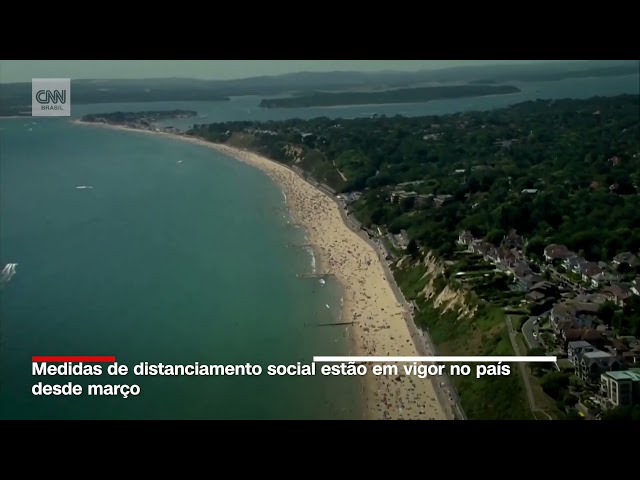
[259,85,521,109]
[80,110,198,133]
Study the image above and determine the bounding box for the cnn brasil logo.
[32,78,71,117]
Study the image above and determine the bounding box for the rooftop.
[573,302,600,313]
[604,369,640,382]
[568,340,593,349]
[583,350,613,360]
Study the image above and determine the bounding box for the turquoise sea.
[0,74,638,419]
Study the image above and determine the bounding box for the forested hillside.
[189,95,640,263]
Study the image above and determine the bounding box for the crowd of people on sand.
[75,127,453,420]
[211,145,447,421]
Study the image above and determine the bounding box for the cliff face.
[414,251,477,320]
[283,145,303,162]
[393,249,531,420]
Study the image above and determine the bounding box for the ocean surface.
[0,74,638,419]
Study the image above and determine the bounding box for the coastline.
[72,119,449,420]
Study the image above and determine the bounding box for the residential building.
[495,139,519,147]
[530,281,559,296]
[574,293,608,304]
[457,231,474,247]
[551,303,578,334]
[338,191,362,204]
[472,242,497,263]
[497,247,518,269]
[433,194,453,207]
[526,282,559,303]
[591,272,619,288]
[502,229,524,249]
[415,194,433,207]
[396,180,425,188]
[609,339,630,358]
[515,272,544,291]
[512,260,531,277]
[471,242,488,256]
[573,302,600,324]
[390,190,417,204]
[568,340,597,366]
[573,258,589,275]
[578,350,624,384]
[525,290,545,302]
[550,302,599,335]
[563,255,586,273]
[600,369,640,407]
[603,284,633,307]
[563,329,603,351]
[581,262,603,282]
[612,252,638,266]
[544,244,575,262]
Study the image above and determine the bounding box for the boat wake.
[1,263,18,285]
[76,185,94,190]
[304,246,316,273]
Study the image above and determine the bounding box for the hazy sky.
[0,60,567,83]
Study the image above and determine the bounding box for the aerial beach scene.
[1,60,640,421]
[71,118,449,419]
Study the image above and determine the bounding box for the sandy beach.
[73,120,448,420]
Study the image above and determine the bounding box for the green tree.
[540,371,571,400]
[601,405,640,421]
[485,229,505,246]
[525,236,545,258]
[406,239,419,256]
[400,196,416,212]
[597,301,616,325]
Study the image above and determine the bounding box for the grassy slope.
[394,256,534,420]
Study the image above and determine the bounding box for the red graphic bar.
[32,356,116,362]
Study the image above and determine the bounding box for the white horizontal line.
[313,356,557,363]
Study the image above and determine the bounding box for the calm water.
[0,75,638,419]
[0,119,358,419]
[70,74,640,129]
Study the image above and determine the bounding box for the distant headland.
[80,110,197,133]
[259,85,521,109]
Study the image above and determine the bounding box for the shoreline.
[72,119,449,420]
